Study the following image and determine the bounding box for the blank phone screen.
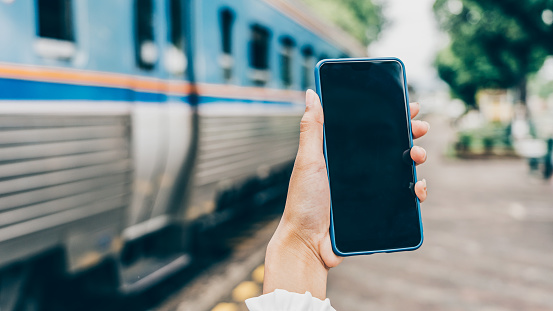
[319,60,422,254]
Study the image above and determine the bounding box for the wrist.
[269,221,327,267]
[263,222,329,300]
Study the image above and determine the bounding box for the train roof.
[263,0,368,57]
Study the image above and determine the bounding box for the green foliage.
[480,0,553,54]
[455,122,513,156]
[435,44,479,107]
[529,74,553,99]
[433,0,550,108]
[536,80,553,99]
[300,0,385,45]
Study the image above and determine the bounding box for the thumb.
[296,89,325,167]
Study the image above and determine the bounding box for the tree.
[435,47,480,108]
[481,0,553,54]
[300,0,385,46]
[433,0,549,108]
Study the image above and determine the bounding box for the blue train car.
[0,0,364,308]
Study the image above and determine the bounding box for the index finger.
[410,102,420,119]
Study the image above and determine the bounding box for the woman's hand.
[263,89,429,299]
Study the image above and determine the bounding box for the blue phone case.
[314,57,424,256]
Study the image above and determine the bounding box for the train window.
[279,36,295,89]
[249,24,271,86]
[135,0,157,70]
[35,0,76,59]
[169,0,183,49]
[219,8,235,81]
[166,0,187,74]
[301,46,314,90]
[36,0,74,41]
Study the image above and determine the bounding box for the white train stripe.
[0,100,132,115]
[198,102,304,116]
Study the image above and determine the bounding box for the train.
[0,0,365,309]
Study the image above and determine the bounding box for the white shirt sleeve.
[245,289,336,311]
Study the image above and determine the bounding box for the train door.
[119,0,194,292]
[148,0,193,224]
[127,0,193,231]
[127,0,170,233]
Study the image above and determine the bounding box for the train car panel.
[0,0,37,64]
[186,0,357,220]
[0,0,194,276]
[0,113,132,272]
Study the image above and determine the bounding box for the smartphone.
[315,57,423,256]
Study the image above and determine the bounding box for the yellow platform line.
[210,264,266,311]
[211,302,238,311]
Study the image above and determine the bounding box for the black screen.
[320,60,422,254]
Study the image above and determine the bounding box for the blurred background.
[0,0,552,310]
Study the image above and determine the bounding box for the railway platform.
[154,114,553,311]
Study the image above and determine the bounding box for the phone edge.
[314,57,425,257]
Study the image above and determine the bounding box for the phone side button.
[402,148,412,165]
[409,182,416,197]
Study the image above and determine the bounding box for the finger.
[296,90,325,166]
[415,179,427,202]
[412,120,430,139]
[410,146,427,165]
[410,102,420,119]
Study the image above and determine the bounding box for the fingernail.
[422,178,427,190]
[414,146,427,160]
[423,121,430,131]
[305,90,313,108]
[311,91,319,106]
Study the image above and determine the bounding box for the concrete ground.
[327,115,553,311]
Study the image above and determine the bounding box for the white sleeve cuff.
[245,289,336,311]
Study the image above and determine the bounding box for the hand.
[263,89,429,299]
